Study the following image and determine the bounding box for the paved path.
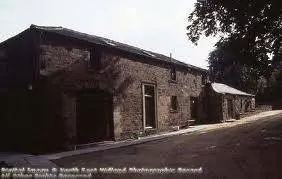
[43,110,282,160]
[1,110,281,172]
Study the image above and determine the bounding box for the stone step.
[188,120,196,126]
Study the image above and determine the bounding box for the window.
[202,75,207,85]
[145,85,154,97]
[171,96,178,111]
[193,79,197,88]
[227,99,233,118]
[142,84,156,129]
[170,66,176,81]
[90,48,102,70]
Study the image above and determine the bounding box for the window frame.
[142,83,157,130]
[170,66,176,81]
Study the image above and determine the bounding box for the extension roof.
[211,83,255,96]
[28,24,207,73]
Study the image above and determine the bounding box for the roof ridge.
[30,24,207,72]
[30,24,63,30]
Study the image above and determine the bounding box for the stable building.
[206,82,255,122]
[0,25,256,153]
[0,25,209,153]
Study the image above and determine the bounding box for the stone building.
[0,25,256,153]
[206,82,255,122]
[0,25,210,153]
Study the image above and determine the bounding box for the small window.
[171,66,176,81]
[90,48,102,70]
[193,79,197,88]
[202,75,207,84]
[171,96,178,111]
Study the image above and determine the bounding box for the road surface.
[54,113,282,178]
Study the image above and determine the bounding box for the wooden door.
[227,99,233,119]
[190,97,198,119]
[76,89,113,144]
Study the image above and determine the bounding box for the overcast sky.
[0,0,218,69]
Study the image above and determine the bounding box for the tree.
[265,48,282,106]
[208,37,263,94]
[187,0,282,69]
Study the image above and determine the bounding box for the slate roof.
[29,24,207,73]
[211,83,255,96]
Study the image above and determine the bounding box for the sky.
[0,0,218,69]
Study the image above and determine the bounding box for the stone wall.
[0,31,40,153]
[205,85,222,123]
[39,44,90,76]
[221,94,255,121]
[207,85,256,122]
[38,44,99,148]
[38,38,206,144]
[255,104,272,111]
[103,53,205,139]
[34,29,208,149]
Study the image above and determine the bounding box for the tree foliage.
[187,0,282,101]
[187,0,282,64]
[208,37,264,94]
